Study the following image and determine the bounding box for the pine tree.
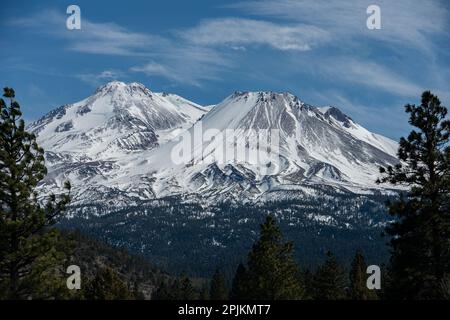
[242,215,304,299]
[349,250,377,300]
[152,279,170,300]
[378,91,450,299]
[199,283,209,300]
[229,263,248,300]
[85,267,132,300]
[0,87,71,299]
[132,280,145,300]
[313,251,347,300]
[152,276,197,300]
[176,275,197,300]
[210,269,228,300]
[301,269,314,300]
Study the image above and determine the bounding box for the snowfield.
[29,81,401,206]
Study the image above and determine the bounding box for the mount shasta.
[30,81,399,205]
[29,81,401,273]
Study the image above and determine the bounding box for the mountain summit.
[29,82,399,205]
[30,81,207,156]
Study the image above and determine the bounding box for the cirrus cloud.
[178,17,330,51]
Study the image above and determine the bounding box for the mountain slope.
[29,81,207,204]
[29,82,399,206]
[30,81,206,156]
[129,91,399,201]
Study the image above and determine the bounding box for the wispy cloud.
[75,70,123,86]
[66,24,165,56]
[130,44,232,87]
[7,2,449,98]
[228,0,449,54]
[316,58,424,97]
[130,62,204,87]
[178,18,330,51]
[8,9,163,56]
[8,9,233,86]
[28,84,45,97]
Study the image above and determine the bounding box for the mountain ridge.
[29,81,400,206]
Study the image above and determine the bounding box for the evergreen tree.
[0,87,71,299]
[301,269,314,300]
[378,91,450,299]
[210,269,228,300]
[313,251,347,300]
[176,275,197,300]
[349,250,377,300]
[85,267,132,300]
[132,280,145,300]
[242,215,304,299]
[199,283,209,300]
[152,280,171,300]
[152,276,197,300]
[229,263,248,300]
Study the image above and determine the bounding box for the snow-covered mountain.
[31,81,206,155]
[29,82,399,206]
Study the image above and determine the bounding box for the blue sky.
[1,0,449,139]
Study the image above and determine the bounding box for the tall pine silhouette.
[0,88,71,299]
[236,215,304,299]
[176,275,197,300]
[210,269,228,300]
[313,251,347,300]
[378,91,450,299]
[152,276,197,300]
[229,263,248,300]
[349,250,378,300]
[85,267,132,300]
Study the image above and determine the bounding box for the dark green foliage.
[0,89,161,300]
[132,281,146,300]
[378,91,450,299]
[349,250,377,300]
[60,191,391,277]
[65,230,167,300]
[0,88,71,299]
[234,215,305,300]
[177,275,197,300]
[152,280,171,300]
[313,251,347,300]
[199,283,209,300]
[210,269,228,300]
[85,267,132,300]
[152,275,198,300]
[229,263,248,300]
[301,269,314,300]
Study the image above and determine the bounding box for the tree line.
[154,215,379,300]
